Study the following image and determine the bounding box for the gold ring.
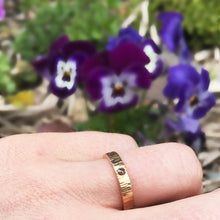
[103,151,134,210]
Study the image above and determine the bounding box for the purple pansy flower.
[142,38,164,79]
[82,43,151,112]
[163,64,216,119]
[158,11,191,64]
[106,27,164,79]
[184,129,205,152]
[106,27,143,50]
[165,115,204,152]
[166,115,200,134]
[32,35,96,98]
[0,0,5,20]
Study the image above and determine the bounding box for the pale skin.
[0,131,219,220]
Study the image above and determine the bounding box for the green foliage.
[16,0,220,58]
[13,2,74,60]
[14,0,125,60]
[149,0,220,50]
[65,0,123,49]
[12,62,41,91]
[19,0,51,11]
[0,51,16,95]
[75,105,163,145]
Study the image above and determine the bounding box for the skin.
[0,131,219,220]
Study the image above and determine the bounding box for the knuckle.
[100,132,138,149]
[171,143,203,191]
[118,134,138,148]
[112,134,139,151]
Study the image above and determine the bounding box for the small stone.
[117,168,126,175]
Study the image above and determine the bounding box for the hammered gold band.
[103,151,134,210]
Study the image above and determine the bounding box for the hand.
[0,132,218,219]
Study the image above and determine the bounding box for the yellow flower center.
[189,96,199,106]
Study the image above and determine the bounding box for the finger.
[0,132,138,162]
[62,143,202,209]
[117,189,220,220]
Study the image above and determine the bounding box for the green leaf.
[0,51,16,95]
[75,105,164,145]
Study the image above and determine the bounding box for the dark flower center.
[112,85,125,98]
[62,71,71,82]
[189,96,199,106]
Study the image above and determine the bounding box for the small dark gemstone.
[117,168,126,175]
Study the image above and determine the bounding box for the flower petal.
[61,41,96,60]
[31,55,52,80]
[192,92,216,119]
[0,0,5,20]
[174,81,194,112]
[0,0,4,8]
[50,81,76,99]
[166,115,200,133]
[158,11,183,52]
[106,26,142,50]
[80,51,109,81]
[199,68,210,92]
[123,64,151,89]
[141,38,161,54]
[99,95,138,113]
[184,130,204,152]
[49,35,70,55]
[86,66,112,101]
[179,33,191,64]
[142,39,164,79]
[49,58,78,99]
[180,116,200,133]
[163,64,200,99]
[0,8,5,20]
[109,43,150,73]
[150,58,164,79]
